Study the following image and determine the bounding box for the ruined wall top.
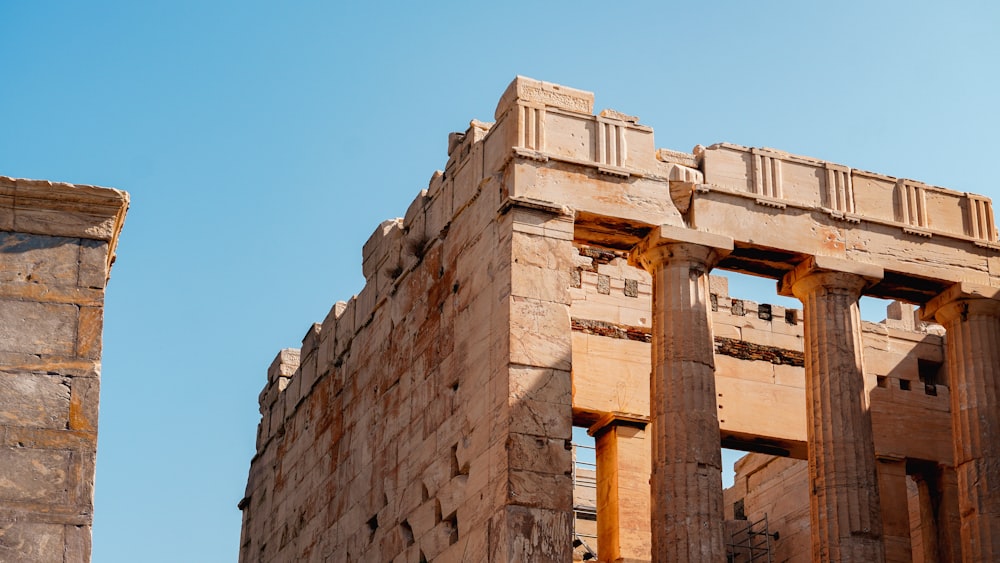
[0,176,130,276]
[350,77,1000,311]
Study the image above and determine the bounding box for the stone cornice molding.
[1,176,129,276]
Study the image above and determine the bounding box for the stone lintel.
[777,255,884,297]
[920,281,1000,322]
[494,76,595,121]
[587,411,649,438]
[627,224,733,270]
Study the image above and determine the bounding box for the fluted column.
[779,256,886,563]
[630,226,733,563]
[923,283,1000,562]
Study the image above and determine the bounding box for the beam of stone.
[630,225,732,563]
[779,256,886,562]
[923,283,1000,562]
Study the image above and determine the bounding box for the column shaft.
[591,415,651,563]
[931,298,1000,562]
[787,269,885,562]
[646,243,726,562]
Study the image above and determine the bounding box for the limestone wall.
[239,90,580,561]
[0,176,128,563]
[240,76,987,562]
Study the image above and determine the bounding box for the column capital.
[588,411,649,438]
[627,224,733,272]
[777,255,883,300]
[920,281,1000,324]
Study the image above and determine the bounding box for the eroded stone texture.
[590,413,651,563]
[0,176,127,563]
[780,257,886,562]
[241,77,1000,563]
[924,285,1000,563]
[630,228,732,562]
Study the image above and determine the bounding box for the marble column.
[589,412,651,563]
[630,225,732,563]
[923,283,1000,562]
[778,256,886,562]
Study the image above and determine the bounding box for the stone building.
[0,177,128,562]
[238,77,1000,562]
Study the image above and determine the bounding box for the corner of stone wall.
[241,97,518,561]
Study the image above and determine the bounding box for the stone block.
[335,298,357,358]
[508,366,571,406]
[0,300,77,356]
[77,239,110,289]
[740,326,804,352]
[508,469,573,511]
[506,433,571,475]
[355,282,378,329]
[0,447,71,503]
[0,232,80,285]
[494,76,594,120]
[451,159,484,226]
[0,521,67,562]
[69,377,99,432]
[0,372,70,429]
[424,179,454,242]
[508,398,571,441]
[496,505,572,560]
[301,323,321,357]
[508,298,571,371]
[362,219,404,283]
[510,264,570,304]
[267,349,300,385]
[76,306,104,360]
[64,524,92,563]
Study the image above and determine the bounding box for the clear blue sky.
[2,2,998,561]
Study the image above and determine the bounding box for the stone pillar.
[778,255,886,562]
[589,412,651,563]
[0,176,128,563]
[876,456,912,562]
[629,225,733,563]
[923,283,1000,562]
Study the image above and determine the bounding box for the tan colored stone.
[239,78,1000,563]
[0,300,77,356]
[783,264,885,561]
[0,373,70,429]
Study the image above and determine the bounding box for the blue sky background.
[3,2,998,561]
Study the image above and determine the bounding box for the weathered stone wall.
[0,177,128,563]
[241,77,999,562]
[239,97,581,560]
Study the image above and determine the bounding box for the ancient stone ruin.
[239,77,1000,562]
[0,177,128,562]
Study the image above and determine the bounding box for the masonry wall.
[239,113,579,560]
[0,177,128,563]
[240,76,993,562]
